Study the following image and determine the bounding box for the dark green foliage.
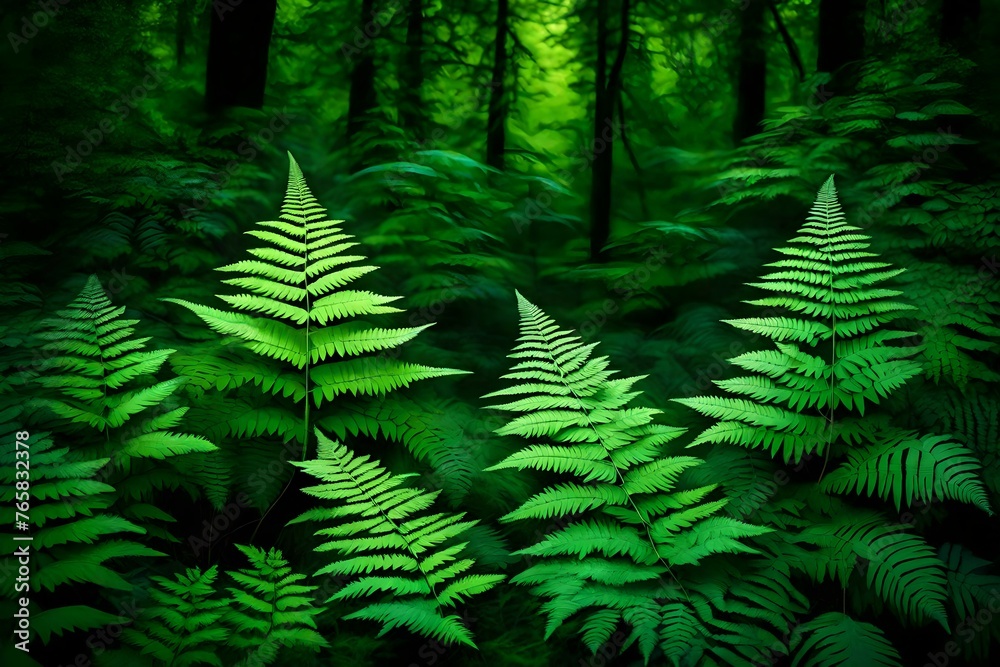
[0,408,164,649]
[98,545,327,667]
[673,176,995,663]
[2,1,998,664]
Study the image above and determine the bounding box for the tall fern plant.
[675,177,993,663]
[482,293,810,665]
[165,154,466,508]
[28,275,217,539]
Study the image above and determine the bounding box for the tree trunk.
[347,0,380,139]
[176,0,194,71]
[205,0,277,111]
[486,0,509,170]
[817,0,867,96]
[588,0,629,262]
[733,0,767,142]
[400,0,425,131]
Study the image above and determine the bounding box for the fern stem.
[249,471,297,545]
[302,186,313,462]
[337,453,445,615]
[537,335,691,603]
[818,189,838,484]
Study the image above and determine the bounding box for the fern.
[483,292,799,665]
[223,544,329,665]
[164,154,466,507]
[0,408,164,649]
[674,178,993,647]
[27,275,216,537]
[287,429,505,648]
[821,431,991,513]
[789,612,901,667]
[938,543,1000,660]
[100,565,230,667]
[915,389,1000,504]
[675,177,991,514]
[792,507,949,628]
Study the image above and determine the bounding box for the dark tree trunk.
[400,0,425,131]
[347,0,380,139]
[589,0,630,262]
[205,0,277,111]
[817,0,867,96]
[733,0,767,142]
[486,0,509,170]
[176,0,194,71]
[940,0,980,55]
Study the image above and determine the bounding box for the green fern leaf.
[288,429,503,647]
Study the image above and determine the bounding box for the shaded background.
[1,0,999,665]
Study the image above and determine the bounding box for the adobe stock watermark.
[511,116,624,234]
[51,67,166,183]
[212,0,258,21]
[877,0,930,36]
[576,244,674,339]
[340,0,402,63]
[187,492,254,557]
[178,106,295,219]
[7,0,71,53]
[924,587,1000,667]
[14,268,135,383]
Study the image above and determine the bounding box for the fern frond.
[223,544,329,665]
[114,566,230,666]
[486,293,783,663]
[794,510,949,629]
[822,431,992,514]
[790,612,901,667]
[289,430,503,647]
[0,413,164,652]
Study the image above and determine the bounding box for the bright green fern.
[100,565,230,667]
[164,154,466,507]
[673,177,993,659]
[674,176,991,516]
[287,429,505,648]
[223,544,329,666]
[483,292,800,665]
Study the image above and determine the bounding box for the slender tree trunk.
[205,0,277,111]
[176,0,193,71]
[589,0,629,262]
[768,0,805,82]
[486,0,509,170]
[733,0,767,142]
[400,0,425,131]
[347,0,380,139]
[817,0,867,96]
